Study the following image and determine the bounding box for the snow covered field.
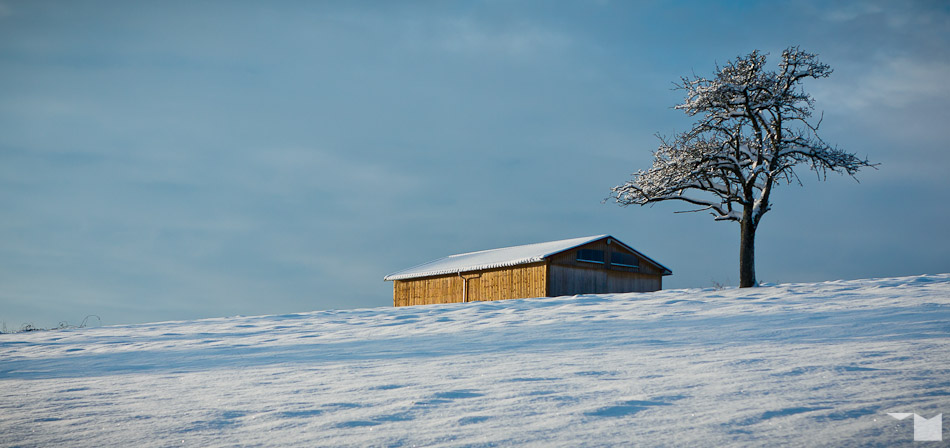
[2,274,949,447]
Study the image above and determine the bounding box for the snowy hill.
[2,274,949,446]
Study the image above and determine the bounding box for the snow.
[383,234,605,281]
[384,234,670,281]
[2,274,949,446]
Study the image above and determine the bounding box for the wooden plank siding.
[547,265,660,297]
[393,262,546,306]
[391,236,666,307]
[546,238,663,297]
[469,262,546,302]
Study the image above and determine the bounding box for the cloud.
[807,55,950,184]
[820,3,884,22]
[427,18,572,56]
[817,1,944,31]
[239,146,421,200]
[815,58,950,111]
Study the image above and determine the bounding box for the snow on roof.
[383,235,606,281]
[383,235,671,281]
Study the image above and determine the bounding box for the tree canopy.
[610,47,875,287]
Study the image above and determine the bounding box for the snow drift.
[2,274,949,446]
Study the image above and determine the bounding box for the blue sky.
[2,0,948,328]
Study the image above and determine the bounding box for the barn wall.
[467,262,547,302]
[392,262,547,307]
[547,265,662,296]
[392,275,464,307]
[546,238,663,296]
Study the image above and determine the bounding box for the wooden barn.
[384,235,672,307]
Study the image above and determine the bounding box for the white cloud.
[430,19,572,56]
[242,146,421,202]
[814,58,950,111]
[821,3,884,22]
[809,56,950,183]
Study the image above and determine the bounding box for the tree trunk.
[739,216,757,288]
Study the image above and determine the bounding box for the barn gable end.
[546,237,666,296]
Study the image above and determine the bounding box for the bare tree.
[609,47,874,287]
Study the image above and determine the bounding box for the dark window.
[576,249,605,264]
[611,251,639,268]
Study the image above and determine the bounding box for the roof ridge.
[447,234,608,259]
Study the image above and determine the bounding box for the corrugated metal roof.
[383,235,671,281]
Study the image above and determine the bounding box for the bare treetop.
[610,47,875,287]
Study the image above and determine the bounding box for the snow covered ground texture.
[2,274,949,447]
